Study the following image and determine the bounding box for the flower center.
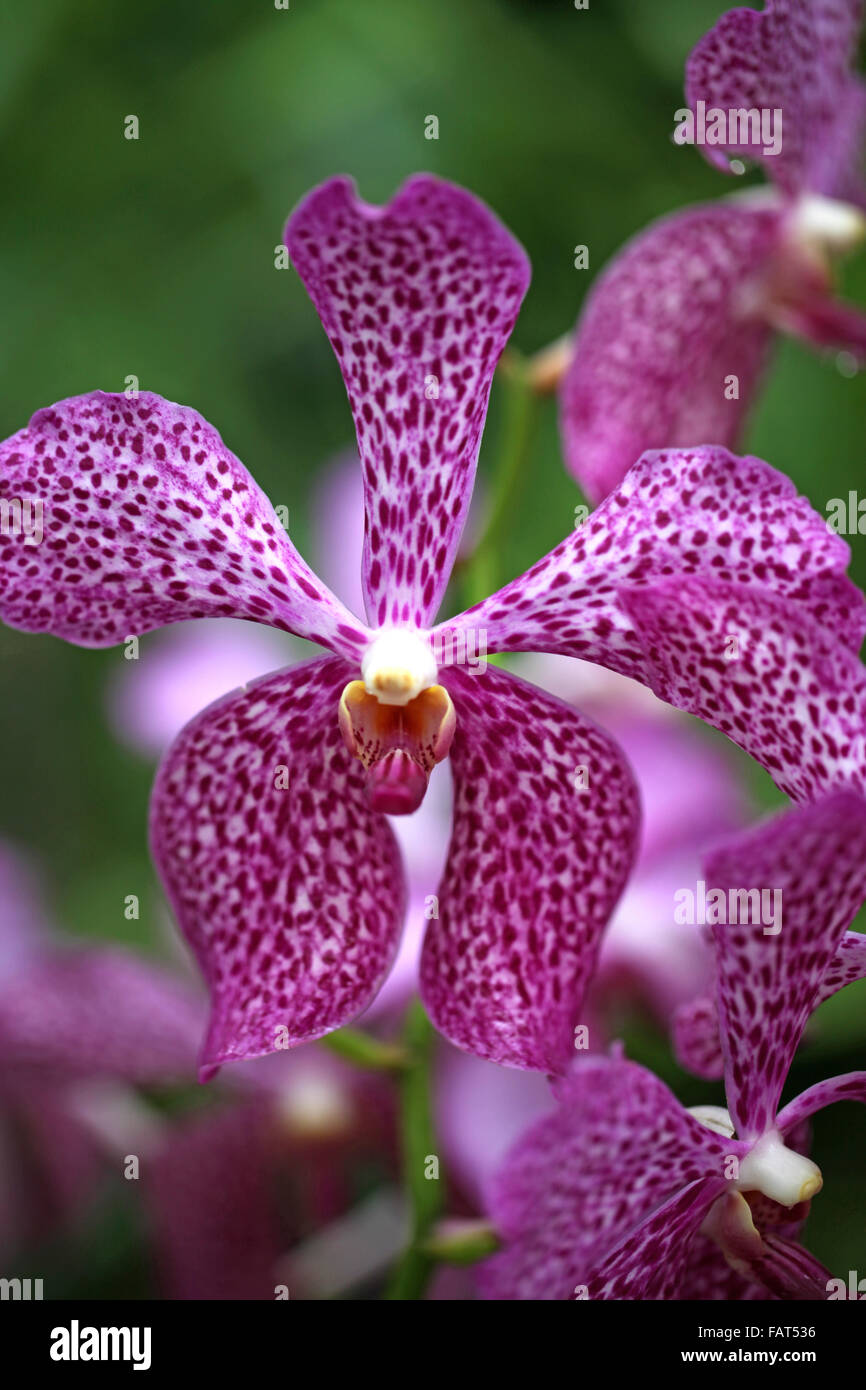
[340,629,455,815]
[787,193,866,267]
[274,1073,355,1140]
[360,629,438,707]
[689,1106,823,1207]
[735,1129,822,1208]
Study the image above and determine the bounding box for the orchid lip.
[366,750,429,815]
[338,679,456,816]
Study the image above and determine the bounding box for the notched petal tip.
[285,171,530,630]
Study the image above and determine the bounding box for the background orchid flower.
[3,173,865,1078]
[143,1047,400,1300]
[560,0,866,503]
[0,834,403,1299]
[0,840,202,1259]
[480,791,866,1300]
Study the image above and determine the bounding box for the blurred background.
[0,0,864,1298]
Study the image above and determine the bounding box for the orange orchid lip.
[338,681,456,814]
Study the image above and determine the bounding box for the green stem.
[384,1000,444,1299]
[319,1027,409,1072]
[463,356,540,607]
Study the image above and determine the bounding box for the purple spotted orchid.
[3,174,866,1080]
[561,0,866,502]
[480,791,866,1300]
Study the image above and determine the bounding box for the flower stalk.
[384,999,445,1300]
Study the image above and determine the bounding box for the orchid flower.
[480,791,866,1299]
[108,487,748,1035]
[2,173,865,1078]
[560,0,866,502]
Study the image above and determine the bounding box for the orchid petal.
[149,655,407,1075]
[440,445,866,682]
[0,391,368,659]
[560,202,779,502]
[584,1177,728,1300]
[686,0,866,199]
[777,1070,866,1133]
[420,669,640,1072]
[672,994,725,1081]
[676,931,866,1085]
[814,929,866,1005]
[285,175,530,628]
[0,948,202,1084]
[682,1233,775,1300]
[770,290,866,358]
[621,577,866,801]
[704,792,866,1140]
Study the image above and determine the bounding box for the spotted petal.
[672,994,725,1081]
[686,0,866,198]
[0,391,369,659]
[620,578,866,802]
[584,1177,728,1300]
[478,1056,732,1300]
[681,1233,773,1300]
[286,175,530,629]
[149,655,407,1076]
[560,202,779,503]
[676,926,866,1082]
[419,669,640,1072]
[439,445,866,685]
[777,1071,866,1133]
[704,792,866,1140]
[814,929,866,1003]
